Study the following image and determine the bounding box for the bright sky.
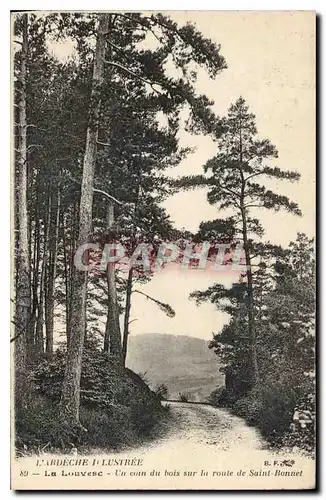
[49,11,315,341]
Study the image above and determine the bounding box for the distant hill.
[126,333,224,402]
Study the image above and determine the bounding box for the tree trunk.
[28,187,40,356]
[122,268,133,366]
[60,14,110,425]
[45,188,60,355]
[14,13,31,405]
[66,201,78,345]
[121,176,140,366]
[61,211,71,346]
[103,202,122,363]
[241,205,259,387]
[35,194,51,356]
[29,211,40,357]
[239,120,259,388]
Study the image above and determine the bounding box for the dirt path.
[109,402,314,489]
[137,401,265,455]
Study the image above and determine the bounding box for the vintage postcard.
[11,10,316,490]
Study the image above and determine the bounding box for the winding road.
[141,401,265,454]
[115,401,314,489]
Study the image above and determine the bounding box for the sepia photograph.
[11,10,316,490]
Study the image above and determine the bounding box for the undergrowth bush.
[178,392,190,402]
[15,345,167,454]
[232,384,298,438]
[207,387,238,407]
[208,380,315,453]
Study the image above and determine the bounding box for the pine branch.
[173,174,211,190]
[93,188,124,206]
[104,60,164,95]
[244,204,263,209]
[116,13,164,45]
[261,165,301,181]
[244,172,261,182]
[133,290,175,317]
[66,174,124,205]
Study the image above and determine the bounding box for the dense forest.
[12,12,315,454]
